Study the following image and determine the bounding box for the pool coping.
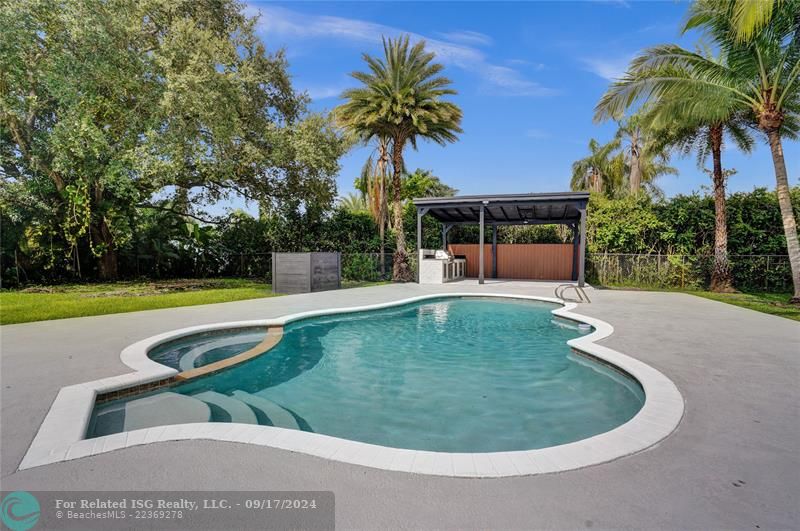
[174,325,284,381]
[19,293,685,477]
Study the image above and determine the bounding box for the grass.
[688,290,800,322]
[341,279,393,289]
[0,278,395,325]
[0,278,277,325]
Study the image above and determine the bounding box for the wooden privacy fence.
[448,243,574,280]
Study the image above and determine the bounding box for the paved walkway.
[1,281,798,529]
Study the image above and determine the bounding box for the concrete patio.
[1,281,798,529]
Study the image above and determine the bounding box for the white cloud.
[506,58,546,70]
[436,30,492,47]
[247,5,555,97]
[526,128,551,140]
[580,54,635,81]
[304,85,345,100]
[589,0,631,7]
[481,65,554,97]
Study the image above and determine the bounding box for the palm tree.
[338,192,368,213]
[594,0,800,301]
[617,116,645,193]
[359,136,391,275]
[725,0,787,42]
[402,169,458,198]
[571,138,621,194]
[615,115,678,194]
[336,35,463,281]
[644,98,754,291]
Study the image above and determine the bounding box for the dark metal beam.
[417,197,589,224]
[456,207,473,221]
[571,223,579,281]
[578,207,587,287]
[438,219,578,227]
[498,206,510,222]
[492,224,498,279]
[432,208,456,222]
[413,191,590,207]
[416,207,429,283]
[479,204,485,284]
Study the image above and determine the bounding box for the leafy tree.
[727,187,800,254]
[587,194,670,254]
[320,208,382,254]
[0,0,346,279]
[594,0,800,301]
[336,36,463,281]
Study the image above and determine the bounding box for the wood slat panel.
[448,244,573,280]
[447,244,492,278]
[497,244,572,279]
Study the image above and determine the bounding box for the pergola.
[413,192,590,286]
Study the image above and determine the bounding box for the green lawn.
[688,290,800,322]
[0,278,394,325]
[0,279,278,325]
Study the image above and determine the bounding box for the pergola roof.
[413,192,589,225]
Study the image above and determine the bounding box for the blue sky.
[237,0,798,213]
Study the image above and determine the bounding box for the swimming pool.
[89,297,644,453]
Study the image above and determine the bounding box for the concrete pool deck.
[1,281,799,529]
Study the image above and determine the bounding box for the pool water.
[89,297,645,452]
[148,329,265,371]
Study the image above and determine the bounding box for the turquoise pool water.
[148,329,265,371]
[89,297,645,452]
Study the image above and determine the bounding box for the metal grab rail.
[554,284,591,303]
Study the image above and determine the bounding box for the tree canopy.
[0,0,347,278]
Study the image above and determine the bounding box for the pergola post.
[571,223,579,281]
[416,207,428,282]
[491,224,498,279]
[442,224,449,251]
[578,207,587,287]
[478,203,485,284]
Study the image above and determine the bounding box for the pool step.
[192,391,258,424]
[551,318,592,333]
[178,332,264,372]
[231,391,300,430]
[122,392,211,431]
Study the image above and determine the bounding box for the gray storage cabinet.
[272,252,341,294]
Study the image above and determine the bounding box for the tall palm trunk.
[378,215,386,276]
[708,125,734,292]
[591,169,602,193]
[629,129,642,194]
[391,136,414,281]
[765,128,800,302]
[377,142,389,277]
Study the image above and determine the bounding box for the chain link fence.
[5,248,791,292]
[121,252,398,284]
[587,253,792,292]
